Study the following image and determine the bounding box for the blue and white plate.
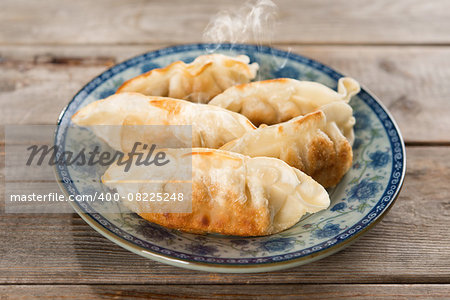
[55,44,406,273]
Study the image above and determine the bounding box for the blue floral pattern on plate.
[54,44,406,273]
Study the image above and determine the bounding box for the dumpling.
[209,77,360,127]
[102,148,330,236]
[71,93,256,151]
[117,54,259,103]
[220,106,353,187]
[320,101,355,145]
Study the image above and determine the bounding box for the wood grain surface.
[2,0,450,45]
[1,0,450,298]
[1,45,449,142]
[1,147,449,285]
[0,284,449,299]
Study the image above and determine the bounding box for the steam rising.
[203,0,291,77]
[203,0,279,47]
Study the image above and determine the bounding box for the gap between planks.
[0,284,449,300]
[0,282,448,286]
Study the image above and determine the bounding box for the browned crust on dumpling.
[280,147,305,174]
[138,180,271,236]
[136,150,271,236]
[305,134,352,187]
[148,99,182,115]
[222,111,353,188]
[116,60,186,94]
[116,55,257,100]
[116,61,215,95]
[284,112,353,187]
[234,78,292,90]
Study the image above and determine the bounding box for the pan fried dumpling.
[71,93,256,151]
[220,106,353,187]
[102,148,330,236]
[209,77,360,126]
[117,54,259,103]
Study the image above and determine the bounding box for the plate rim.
[54,43,406,273]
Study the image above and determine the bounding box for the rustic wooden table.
[1,0,449,299]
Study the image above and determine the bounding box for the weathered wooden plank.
[0,147,449,284]
[0,45,449,142]
[1,0,450,45]
[0,284,449,299]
